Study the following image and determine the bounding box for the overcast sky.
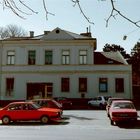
[0,0,140,53]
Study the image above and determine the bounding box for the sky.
[0,0,140,54]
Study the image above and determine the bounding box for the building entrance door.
[27,83,53,99]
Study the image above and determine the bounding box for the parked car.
[109,100,138,125]
[106,97,124,117]
[88,96,111,109]
[31,98,63,110]
[0,101,63,125]
[55,97,72,109]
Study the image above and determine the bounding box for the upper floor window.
[99,78,108,92]
[61,78,70,92]
[79,78,87,92]
[7,51,15,65]
[62,50,70,65]
[79,50,87,64]
[45,50,53,64]
[28,50,36,65]
[115,78,124,93]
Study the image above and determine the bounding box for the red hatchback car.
[0,102,62,125]
[109,100,138,125]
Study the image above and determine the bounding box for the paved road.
[0,110,140,140]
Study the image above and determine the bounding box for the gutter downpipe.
[0,40,2,104]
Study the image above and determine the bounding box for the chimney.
[44,31,50,35]
[80,27,92,37]
[80,32,92,37]
[30,31,34,38]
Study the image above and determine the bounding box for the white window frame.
[7,51,15,65]
[79,50,87,64]
[62,50,70,64]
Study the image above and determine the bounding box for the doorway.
[27,83,53,99]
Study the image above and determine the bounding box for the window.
[45,50,52,64]
[62,50,70,64]
[79,50,87,64]
[115,78,124,93]
[7,51,15,65]
[28,50,36,65]
[99,78,108,92]
[79,78,87,92]
[6,78,14,96]
[61,78,70,92]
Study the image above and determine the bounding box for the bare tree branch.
[42,0,55,20]
[71,0,94,25]
[106,0,140,28]
[0,0,140,29]
[1,0,38,19]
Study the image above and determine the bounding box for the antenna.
[89,25,91,32]
[86,27,88,33]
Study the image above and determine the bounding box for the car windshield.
[113,102,135,109]
[52,100,62,107]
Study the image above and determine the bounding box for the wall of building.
[0,65,132,100]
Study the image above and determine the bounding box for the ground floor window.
[115,78,124,93]
[61,78,70,92]
[79,78,87,92]
[99,78,108,92]
[6,78,14,96]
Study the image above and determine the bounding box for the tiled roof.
[94,51,128,65]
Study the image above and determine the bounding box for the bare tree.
[1,0,140,28]
[0,24,27,39]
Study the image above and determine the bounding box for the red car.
[109,100,138,125]
[31,99,63,110]
[0,102,62,125]
[106,97,124,117]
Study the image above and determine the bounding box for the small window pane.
[45,50,52,64]
[79,78,87,92]
[99,78,108,92]
[7,51,15,65]
[61,78,70,92]
[115,78,124,93]
[79,50,87,64]
[28,50,36,65]
[62,50,70,64]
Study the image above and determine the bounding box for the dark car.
[55,97,72,109]
[31,98,63,110]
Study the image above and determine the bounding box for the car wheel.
[40,116,49,124]
[2,116,10,125]
[107,113,110,117]
[110,119,114,125]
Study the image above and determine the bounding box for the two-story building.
[0,27,132,105]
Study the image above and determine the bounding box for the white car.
[88,96,110,109]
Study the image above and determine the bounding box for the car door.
[96,97,102,107]
[92,98,98,107]
[7,104,24,120]
[21,104,39,120]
